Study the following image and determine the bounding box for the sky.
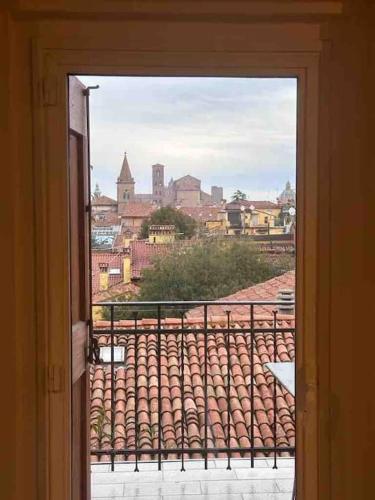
[78,76,297,202]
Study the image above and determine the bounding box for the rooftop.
[187,271,295,319]
[226,201,279,210]
[121,202,156,218]
[130,240,174,279]
[90,315,295,463]
[92,195,117,206]
[91,251,124,295]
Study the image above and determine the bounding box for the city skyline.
[79,76,297,202]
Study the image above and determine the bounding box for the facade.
[224,200,283,236]
[120,202,155,230]
[148,224,176,244]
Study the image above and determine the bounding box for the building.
[164,174,223,207]
[119,201,155,232]
[116,152,136,212]
[224,200,283,236]
[94,153,224,211]
[148,224,176,244]
[92,154,224,235]
[277,181,296,206]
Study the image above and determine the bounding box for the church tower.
[117,152,135,213]
[152,163,165,206]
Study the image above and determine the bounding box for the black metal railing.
[89,300,295,471]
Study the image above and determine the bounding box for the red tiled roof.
[130,240,173,279]
[187,271,295,319]
[226,200,279,210]
[91,252,124,294]
[90,315,295,462]
[92,195,117,206]
[92,212,121,227]
[121,202,156,218]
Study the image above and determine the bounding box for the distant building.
[116,152,136,213]
[113,152,224,208]
[148,225,176,244]
[224,200,283,236]
[277,181,296,206]
[92,152,224,236]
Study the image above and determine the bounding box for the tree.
[138,239,294,304]
[140,206,197,239]
[231,190,247,201]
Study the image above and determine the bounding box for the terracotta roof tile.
[92,195,117,206]
[90,315,295,462]
[91,251,124,295]
[121,202,156,218]
[226,200,279,210]
[187,271,295,318]
[130,240,173,279]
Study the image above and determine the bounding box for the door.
[69,76,91,500]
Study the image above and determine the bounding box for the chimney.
[277,288,295,315]
[122,247,131,284]
[98,263,109,291]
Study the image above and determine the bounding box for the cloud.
[79,76,296,201]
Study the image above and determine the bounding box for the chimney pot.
[277,288,295,314]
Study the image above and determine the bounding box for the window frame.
[32,38,321,500]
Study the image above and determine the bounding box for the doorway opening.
[69,75,297,499]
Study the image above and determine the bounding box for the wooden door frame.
[32,36,322,500]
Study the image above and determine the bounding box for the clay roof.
[226,200,279,210]
[92,195,117,206]
[91,252,124,294]
[187,271,295,319]
[90,315,295,462]
[92,212,121,227]
[130,240,173,279]
[121,202,155,218]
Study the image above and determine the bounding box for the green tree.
[140,206,197,240]
[231,190,247,201]
[138,239,294,303]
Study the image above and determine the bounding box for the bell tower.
[117,152,135,213]
[152,163,165,206]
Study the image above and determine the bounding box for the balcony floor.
[91,457,295,499]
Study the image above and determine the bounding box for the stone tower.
[117,152,135,213]
[152,163,165,206]
[211,186,223,204]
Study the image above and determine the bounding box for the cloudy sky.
[79,76,296,202]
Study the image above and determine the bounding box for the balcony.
[90,300,295,498]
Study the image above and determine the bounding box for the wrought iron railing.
[89,301,295,472]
